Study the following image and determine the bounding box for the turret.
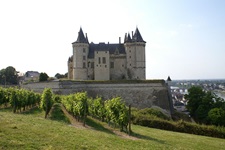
[67,56,73,79]
[132,27,146,79]
[124,27,146,80]
[72,27,89,80]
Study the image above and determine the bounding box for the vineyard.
[0,87,130,132]
[1,87,225,139]
[61,92,130,132]
[0,87,41,113]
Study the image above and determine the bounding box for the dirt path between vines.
[60,104,138,140]
[60,104,88,129]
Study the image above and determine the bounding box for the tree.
[208,108,225,126]
[39,72,49,82]
[0,66,18,85]
[54,73,66,79]
[64,72,68,78]
[185,86,205,118]
[185,86,225,125]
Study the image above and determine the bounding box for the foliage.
[62,93,129,131]
[0,87,10,107]
[185,86,225,126]
[55,73,66,79]
[61,92,88,125]
[208,108,225,126]
[39,72,49,82]
[132,114,225,139]
[49,103,70,124]
[0,87,41,112]
[54,95,62,103]
[105,97,129,131]
[171,110,192,122]
[131,107,170,121]
[40,88,54,118]
[0,66,18,85]
[88,96,106,121]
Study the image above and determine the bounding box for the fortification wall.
[21,80,173,114]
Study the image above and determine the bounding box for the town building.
[24,71,40,82]
[68,27,146,80]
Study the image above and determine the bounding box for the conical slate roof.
[127,33,132,42]
[124,33,133,43]
[132,28,145,43]
[73,27,88,43]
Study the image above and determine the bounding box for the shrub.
[40,88,54,118]
[132,114,225,139]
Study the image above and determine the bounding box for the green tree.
[54,73,66,79]
[40,88,54,118]
[39,72,49,82]
[208,108,225,126]
[185,86,205,118]
[0,66,18,85]
[185,86,225,125]
[64,72,68,78]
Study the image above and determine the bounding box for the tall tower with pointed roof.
[68,27,146,80]
[124,28,146,79]
[72,27,89,80]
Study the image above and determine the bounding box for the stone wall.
[21,80,173,115]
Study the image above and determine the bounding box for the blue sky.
[0,0,225,80]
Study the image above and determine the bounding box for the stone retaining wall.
[21,80,173,115]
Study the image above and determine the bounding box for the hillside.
[0,106,225,150]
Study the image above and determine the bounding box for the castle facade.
[68,27,146,80]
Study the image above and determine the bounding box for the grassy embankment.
[0,104,225,150]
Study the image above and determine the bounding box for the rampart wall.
[21,80,173,115]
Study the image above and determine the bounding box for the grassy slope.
[0,107,225,150]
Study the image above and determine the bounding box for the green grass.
[49,103,70,124]
[0,107,225,150]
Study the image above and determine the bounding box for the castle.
[68,27,146,80]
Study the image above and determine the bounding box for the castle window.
[130,64,131,66]
[105,65,107,68]
[91,62,94,68]
[110,62,114,68]
[129,56,131,58]
[83,48,86,53]
[83,56,86,60]
[102,57,106,64]
[83,62,86,68]
[122,64,124,67]
[98,57,101,64]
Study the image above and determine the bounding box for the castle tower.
[124,28,146,79]
[67,56,73,79]
[72,27,89,80]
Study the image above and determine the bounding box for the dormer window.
[114,48,119,55]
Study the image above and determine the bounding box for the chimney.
[132,31,133,37]
[119,37,121,44]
